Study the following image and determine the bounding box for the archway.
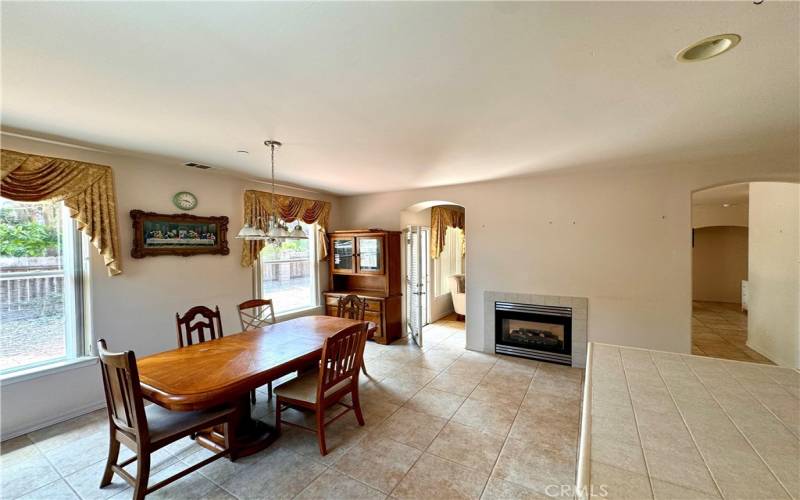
[400,201,466,349]
[691,181,799,368]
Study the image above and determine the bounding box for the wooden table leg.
[195,394,278,459]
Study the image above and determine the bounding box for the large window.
[434,226,465,297]
[257,222,318,314]
[0,198,87,375]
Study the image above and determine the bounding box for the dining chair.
[97,339,238,500]
[336,294,370,376]
[175,305,257,404]
[274,322,368,456]
[175,305,223,348]
[237,298,276,400]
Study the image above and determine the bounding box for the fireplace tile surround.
[484,291,588,368]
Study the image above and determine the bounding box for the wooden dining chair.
[97,339,238,500]
[274,322,368,456]
[175,305,223,348]
[175,305,257,404]
[237,299,276,400]
[336,294,370,376]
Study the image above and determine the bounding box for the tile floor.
[589,343,799,499]
[1,316,584,500]
[691,301,773,364]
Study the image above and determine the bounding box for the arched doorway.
[691,181,799,368]
[400,201,466,348]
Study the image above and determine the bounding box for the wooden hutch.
[324,229,402,344]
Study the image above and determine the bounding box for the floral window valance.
[431,205,465,259]
[1,149,122,276]
[240,189,332,267]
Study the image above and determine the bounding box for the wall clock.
[172,191,198,211]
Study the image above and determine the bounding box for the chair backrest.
[317,322,367,403]
[237,299,276,330]
[336,294,367,321]
[97,339,147,439]
[176,305,223,347]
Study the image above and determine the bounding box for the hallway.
[691,301,773,364]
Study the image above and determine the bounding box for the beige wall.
[0,134,341,437]
[692,204,748,228]
[337,153,799,355]
[747,182,800,368]
[692,226,748,303]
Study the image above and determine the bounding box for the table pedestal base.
[195,396,278,459]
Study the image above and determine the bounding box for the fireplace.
[495,301,572,365]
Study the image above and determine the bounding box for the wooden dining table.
[137,315,375,458]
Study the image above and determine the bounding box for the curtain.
[1,149,122,276]
[431,205,465,259]
[240,189,332,267]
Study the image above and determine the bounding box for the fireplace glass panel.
[502,319,565,351]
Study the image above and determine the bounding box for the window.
[257,222,318,314]
[0,198,88,375]
[434,226,464,297]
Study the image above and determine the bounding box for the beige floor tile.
[373,407,447,450]
[427,369,484,396]
[295,469,386,500]
[508,408,578,455]
[219,447,326,499]
[590,462,652,499]
[359,377,425,405]
[492,437,575,496]
[64,458,131,500]
[427,422,505,473]
[136,463,235,500]
[481,475,548,499]
[391,453,489,499]
[701,447,791,500]
[0,438,61,499]
[333,436,421,494]
[404,387,466,419]
[451,398,519,437]
[17,479,79,500]
[276,417,368,465]
[590,436,647,475]
[469,382,527,408]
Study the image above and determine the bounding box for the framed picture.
[130,210,230,258]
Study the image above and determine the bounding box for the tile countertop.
[576,342,799,500]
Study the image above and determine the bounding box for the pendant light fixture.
[235,140,308,244]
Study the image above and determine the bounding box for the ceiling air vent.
[184,162,212,170]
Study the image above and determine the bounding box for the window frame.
[0,202,90,379]
[252,222,320,317]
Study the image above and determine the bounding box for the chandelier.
[235,140,307,245]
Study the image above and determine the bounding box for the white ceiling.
[1,2,798,195]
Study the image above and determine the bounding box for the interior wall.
[692,204,749,228]
[747,182,800,368]
[692,226,749,303]
[336,152,799,355]
[0,134,341,437]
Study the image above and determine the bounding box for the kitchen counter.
[577,343,799,499]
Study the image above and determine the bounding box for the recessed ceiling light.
[676,34,741,62]
[236,150,249,156]
[722,203,732,208]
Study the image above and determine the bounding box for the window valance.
[431,205,465,259]
[1,149,122,276]
[240,189,332,267]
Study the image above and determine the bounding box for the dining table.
[137,315,376,458]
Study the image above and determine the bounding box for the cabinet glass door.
[332,237,355,273]
[357,236,383,274]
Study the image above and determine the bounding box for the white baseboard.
[1,400,106,441]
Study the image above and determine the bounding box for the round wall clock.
[172,191,198,211]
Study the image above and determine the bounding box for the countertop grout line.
[648,352,726,500]
[682,357,795,500]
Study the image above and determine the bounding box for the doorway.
[405,225,429,347]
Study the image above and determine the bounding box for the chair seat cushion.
[146,403,233,444]
[273,370,351,403]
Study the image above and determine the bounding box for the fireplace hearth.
[495,301,572,365]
